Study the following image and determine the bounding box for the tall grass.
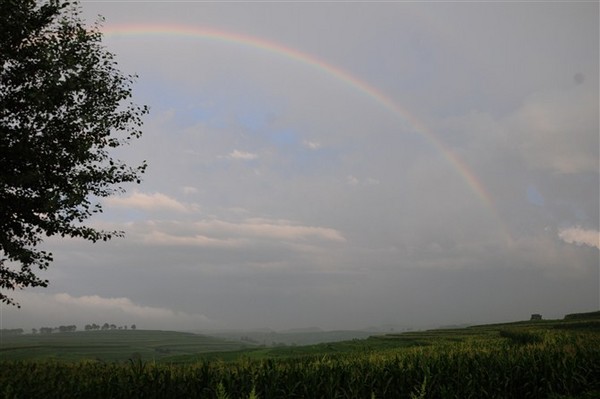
[1,331,598,398]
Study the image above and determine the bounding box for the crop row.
[1,332,599,398]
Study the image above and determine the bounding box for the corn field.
[1,331,599,398]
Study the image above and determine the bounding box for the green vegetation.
[1,0,147,306]
[1,313,599,398]
[0,330,248,362]
[564,310,600,321]
[210,329,375,347]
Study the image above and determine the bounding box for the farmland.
[1,312,599,398]
[0,330,248,362]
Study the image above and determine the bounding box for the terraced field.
[1,312,599,398]
[0,329,248,362]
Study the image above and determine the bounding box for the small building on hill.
[530,314,542,321]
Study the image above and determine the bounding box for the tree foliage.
[0,0,148,305]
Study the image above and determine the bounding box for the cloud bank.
[2,2,597,331]
[3,292,213,331]
[559,227,600,249]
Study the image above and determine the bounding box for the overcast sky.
[3,1,598,332]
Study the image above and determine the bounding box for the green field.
[208,329,377,347]
[1,312,599,398]
[0,329,249,362]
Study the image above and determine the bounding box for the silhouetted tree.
[57,325,76,332]
[0,0,147,306]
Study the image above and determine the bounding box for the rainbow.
[102,24,509,240]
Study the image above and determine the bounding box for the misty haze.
[2,1,598,335]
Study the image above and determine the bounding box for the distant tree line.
[84,323,136,331]
[28,323,137,334]
[34,325,77,334]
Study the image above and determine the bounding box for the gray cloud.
[3,2,597,331]
[4,292,214,331]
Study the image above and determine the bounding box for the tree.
[58,324,76,332]
[0,0,147,306]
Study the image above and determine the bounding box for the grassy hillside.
[1,312,598,398]
[162,312,600,364]
[564,310,600,320]
[207,329,376,347]
[2,312,597,364]
[0,330,248,362]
